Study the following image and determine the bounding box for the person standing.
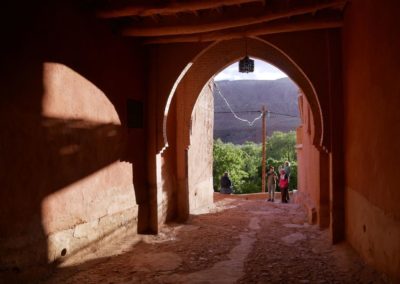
[284,161,291,182]
[267,166,277,202]
[220,172,232,194]
[279,169,289,203]
[284,161,291,200]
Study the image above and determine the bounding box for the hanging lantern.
[239,38,254,73]
[239,56,254,73]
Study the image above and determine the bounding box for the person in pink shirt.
[279,169,289,203]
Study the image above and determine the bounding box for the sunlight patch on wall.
[42,63,120,124]
[41,160,136,264]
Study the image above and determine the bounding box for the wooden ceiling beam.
[122,0,346,37]
[97,0,265,19]
[142,18,343,44]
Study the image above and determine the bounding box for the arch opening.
[163,38,325,153]
[211,58,300,200]
[160,37,330,229]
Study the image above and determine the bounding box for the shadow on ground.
[43,194,388,284]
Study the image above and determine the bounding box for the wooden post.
[261,106,266,193]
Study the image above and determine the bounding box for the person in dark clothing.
[220,172,232,194]
[267,166,277,202]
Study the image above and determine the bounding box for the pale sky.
[214,58,288,81]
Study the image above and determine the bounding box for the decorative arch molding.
[163,37,326,151]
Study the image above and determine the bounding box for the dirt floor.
[43,194,389,284]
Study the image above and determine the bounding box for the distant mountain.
[214,78,300,144]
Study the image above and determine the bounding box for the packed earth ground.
[44,194,388,284]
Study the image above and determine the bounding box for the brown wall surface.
[3,0,399,280]
[159,98,178,224]
[296,93,331,228]
[296,95,321,224]
[148,43,210,153]
[0,1,146,281]
[342,0,400,280]
[146,43,211,227]
[264,30,341,151]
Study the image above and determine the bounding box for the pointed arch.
[163,37,325,151]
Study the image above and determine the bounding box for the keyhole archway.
[165,38,325,152]
[150,35,343,243]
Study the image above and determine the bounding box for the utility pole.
[261,105,267,193]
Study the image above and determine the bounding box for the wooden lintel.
[97,0,264,18]
[142,19,343,44]
[122,0,346,37]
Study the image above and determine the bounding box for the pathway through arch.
[45,194,387,283]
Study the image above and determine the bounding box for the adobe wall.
[296,95,320,224]
[158,98,179,224]
[262,30,343,151]
[147,43,211,153]
[295,93,330,227]
[40,63,138,266]
[342,0,400,280]
[188,83,214,214]
[0,2,146,281]
[146,43,211,226]
[161,80,214,221]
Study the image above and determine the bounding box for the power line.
[212,82,300,126]
[215,110,299,118]
[212,82,263,126]
[213,83,300,118]
[215,110,261,113]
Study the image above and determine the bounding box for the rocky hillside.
[214,78,300,144]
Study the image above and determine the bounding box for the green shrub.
[213,132,298,194]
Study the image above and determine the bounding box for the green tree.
[239,142,263,194]
[267,131,297,162]
[213,139,248,192]
[213,131,298,194]
[240,142,262,184]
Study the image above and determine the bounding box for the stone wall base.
[292,190,317,224]
[0,206,139,282]
[49,206,139,267]
[346,187,400,282]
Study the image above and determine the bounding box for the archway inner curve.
[164,37,324,151]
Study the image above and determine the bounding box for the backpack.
[279,174,288,188]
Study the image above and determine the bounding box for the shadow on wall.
[0,0,147,281]
[0,115,124,281]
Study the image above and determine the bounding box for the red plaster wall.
[0,1,146,280]
[146,43,211,226]
[342,0,400,280]
[296,95,323,225]
[160,98,178,223]
[264,30,340,151]
[161,81,214,221]
[148,43,210,152]
[40,63,135,234]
